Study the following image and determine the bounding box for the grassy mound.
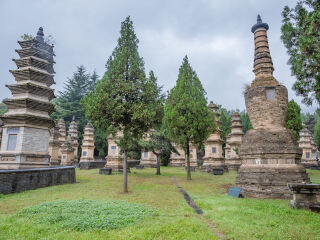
[18,199,156,231]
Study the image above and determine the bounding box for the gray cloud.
[0,0,316,112]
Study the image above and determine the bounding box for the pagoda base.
[50,159,60,166]
[0,152,50,169]
[105,156,130,172]
[225,158,242,171]
[202,158,226,172]
[236,164,310,199]
[79,160,106,170]
[169,158,185,167]
[140,159,157,168]
[302,161,319,169]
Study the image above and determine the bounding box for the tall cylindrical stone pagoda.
[202,101,225,171]
[299,127,318,168]
[225,112,244,170]
[80,122,95,162]
[68,117,79,162]
[0,27,55,169]
[49,123,62,165]
[236,15,310,199]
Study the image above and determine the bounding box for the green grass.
[0,167,319,239]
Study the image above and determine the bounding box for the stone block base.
[225,159,241,171]
[302,161,319,169]
[0,166,76,194]
[105,157,130,172]
[212,167,224,175]
[136,165,145,169]
[99,168,112,175]
[79,160,106,170]
[236,164,310,199]
[202,158,227,173]
[185,166,197,172]
[169,159,185,167]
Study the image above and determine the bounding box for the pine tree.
[285,99,303,140]
[82,16,163,192]
[240,111,252,134]
[219,108,232,141]
[304,113,317,134]
[163,56,215,180]
[88,70,99,92]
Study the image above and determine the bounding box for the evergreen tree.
[304,112,317,133]
[163,56,215,180]
[82,16,163,193]
[281,0,320,105]
[88,70,99,92]
[0,102,8,116]
[285,99,303,140]
[240,111,252,134]
[219,108,232,141]
[52,65,90,132]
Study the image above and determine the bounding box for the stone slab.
[79,160,106,170]
[99,168,112,175]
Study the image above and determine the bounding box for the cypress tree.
[163,56,215,180]
[285,99,303,140]
[82,16,163,192]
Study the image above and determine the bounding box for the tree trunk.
[186,144,191,180]
[156,154,161,175]
[123,150,128,193]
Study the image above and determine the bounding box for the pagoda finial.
[251,14,269,33]
[257,14,262,23]
[36,27,44,42]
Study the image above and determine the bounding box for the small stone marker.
[228,187,243,198]
[99,168,112,175]
[212,168,224,175]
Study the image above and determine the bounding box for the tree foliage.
[281,0,320,105]
[0,102,8,116]
[285,99,303,140]
[219,108,232,141]
[82,16,163,192]
[163,56,215,180]
[314,116,320,150]
[240,111,252,133]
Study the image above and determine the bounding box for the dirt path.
[171,176,225,239]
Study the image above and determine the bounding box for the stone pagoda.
[169,144,185,167]
[236,15,310,199]
[299,127,318,168]
[202,101,225,172]
[68,117,79,162]
[57,118,66,161]
[105,131,126,172]
[225,112,244,170]
[0,27,55,169]
[140,130,157,168]
[49,123,62,165]
[80,122,95,162]
[60,135,74,166]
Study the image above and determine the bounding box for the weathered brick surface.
[0,166,76,194]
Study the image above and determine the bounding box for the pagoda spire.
[36,27,44,42]
[251,15,277,87]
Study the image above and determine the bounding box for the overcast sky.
[0,0,317,113]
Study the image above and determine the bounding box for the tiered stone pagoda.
[299,127,318,168]
[169,144,185,167]
[225,112,244,170]
[105,131,126,172]
[236,15,310,199]
[49,123,62,165]
[202,101,225,171]
[0,27,55,169]
[140,130,157,168]
[80,122,95,162]
[68,117,79,162]
[60,135,74,166]
[57,118,66,160]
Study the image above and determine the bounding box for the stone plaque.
[228,187,242,198]
[0,156,16,161]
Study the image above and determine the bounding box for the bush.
[18,199,156,231]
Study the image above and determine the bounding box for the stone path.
[170,176,225,239]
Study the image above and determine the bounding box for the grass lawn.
[0,167,319,240]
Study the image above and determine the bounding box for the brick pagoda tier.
[202,101,225,172]
[225,112,244,170]
[80,122,95,162]
[169,144,185,167]
[49,123,62,165]
[236,16,310,199]
[0,27,55,169]
[68,117,79,163]
[299,127,318,168]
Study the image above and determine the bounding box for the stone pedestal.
[0,27,55,169]
[288,183,320,212]
[80,122,95,163]
[299,127,318,168]
[235,15,310,199]
[140,151,157,168]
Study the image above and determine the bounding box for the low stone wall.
[79,161,106,170]
[0,166,76,194]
